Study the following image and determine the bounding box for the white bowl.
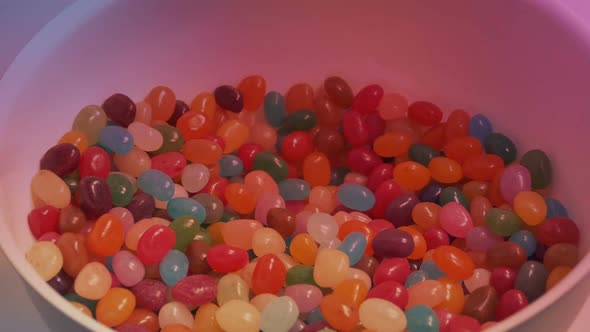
[1,1,589,331]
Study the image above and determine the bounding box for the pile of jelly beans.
[25,74,580,332]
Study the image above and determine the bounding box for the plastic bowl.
[1,1,589,331]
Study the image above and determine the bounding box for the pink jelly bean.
[373,257,410,285]
[465,226,503,252]
[172,274,217,307]
[367,280,408,309]
[366,163,393,192]
[423,227,450,250]
[353,84,384,113]
[342,110,369,147]
[131,279,168,311]
[38,232,60,244]
[499,165,531,203]
[489,267,517,295]
[366,112,386,143]
[347,146,381,174]
[448,315,481,332]
[284,284,322,313]
[370,179,403,219]
[206,245,248,273]
[435,309,457,332]
[136,225,176,265]
[112,250,145,287]
[255,192,285,225]
[495,289,528,321]
[439,202,474,238]
[110,207,134,234]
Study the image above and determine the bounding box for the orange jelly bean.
[443,136,483,164]
[432,245,475,280]
[190,92,217,120]
[87,213,124,257]
[194,303,223,332]
[124,308,159,332]
[238,75,266,111]
[333,279,369,308]
[96,288,136,327]
[444,110,470,141]
[225,183,256,215]
[286,83,315,113]
[217,119,250,153]
[59,130,89,153]
[222,219,263,250]
[207,222,226,245]
[546,266,572,290]
[320,294,360,332]
[462,154,504,181]
[393,161,431,191]
[373,131,413,158]
[176,111,212,140]
[411,202,441,229]
[303,152,331,187]
[428,157,463,184]
[435,277,465,314]
[398,226,427,260]
[145,86,176,122]
[182,139,223,165]
[462,180,489,201]
[161,324,192,332]
[289,233,318,265]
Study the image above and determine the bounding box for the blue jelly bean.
[159,249,189,286]
[510,230,537,256]
[307,307,325,324]
[105,256,114,273]
[545,198,569,218]
[338,232,367,266]
[264,91,286,127]
[279,179,311,200]
[405,270,428,288]
[418,182,444,203]
[420,260,447,279]
[405,305,440,332]
[98,126,134,154]
[337,183,376,212]
[137,169,175,201]
[285,237,293,255]
[469,114,493,143]
[167,197,207,222]
[330,166,349,186]
[219,155,244,178]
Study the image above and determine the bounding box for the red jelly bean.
[365,112,386,143]
[199,177,229,204]
[369,180,403,219]
[372,258,410,285]
[353,84,384,114]
[27,206,60,239]
[443,137,483,164]
[281,131,314,162]
[489,267,517,295]
[462,154,504,181]
[445,110,470,141]
[421,123,447,150]
[252,254,287,295]
[423,227,451,250]
[448,315,481,332]
[408,101,443,126]
[236,143,264,170]
[495,289,528,320]
[366,164,394,192]
[342,111,369,147]
[536,217,580,246]
[366,280,408,309]
[435,309,457,332]
[80,146,111,178]
[137,225,176,265]
[347,146,381,174]
[206,245,248,273]
[150,152,187,179]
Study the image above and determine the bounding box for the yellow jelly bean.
[359,298,407,332]
[25,241,63,281]
[216,300,261,332]
[217,120,250,153]
[313,248,350,288]
[252,227,286,257]
[59,130,89,153]
[217,274,249,306]
[31,170,71,209]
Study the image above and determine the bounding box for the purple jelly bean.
[40,143,80,177]
[372,229,415,258]
[385,193,419,227]
[126,193,155,221]
[47,270,73,295]
[171,274,217,307]
[131,279,167,312]
[465,226,504,252]
[77,176,112,219]
[419,182,444,203]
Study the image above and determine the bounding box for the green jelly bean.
[64,292,97,313]
[484,133,517,164]
[72,105,107,145]
[439,187,470,210]
[520,149,552,190]
[286,265,318,286]
[409,143,440,166]
[515,261,548,302]
[169,216,201,251]
[63,174,79,196]
[486,208,522,236]
[193,229,213,246]
[280,110,317,133]
[253,151,289,182]
[106,173,136,207]
[153,125,184,154]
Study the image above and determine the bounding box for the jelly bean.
[468,114,492,143]
[393,161,431,191]
[126,193,156,222]
[465,227,503,252]
[222,219,262,250]
[112,250,145,288]
[138,169,175,201]
[106,173,136,207]
[290,233,319,266]
[330,166,349,186]
[543,243,578,271]
[420,260,447,280]
[336,184,375,212]
[73,105,108,144]
[306,212,338,246]
[433,246,474,280]
[217,273,249,305]
[237,75,266,111]
[207,244,248,273]
[218,155,243,178]
[511,192,546,227]
[285,83,314,113]
[165,198,205,222]
[470,196,491,227]
[252,227,287,257]
[323,76,353,108]
[495,289,528,321]
[144,86,176,122]
[151,126,183,155]
[423,227,451,251]
[419,122,446,151]
[87,213,124,256]
[165,100,190,127]
[406,305,440,332]
[250,121,278,151]
[253,151,289,182]
[137,225,176,264]
[170,274,217,307]
[506,230,536,257]
[235,145,263,173]
[365,280,407,310]
[279,179,311,201]
[347,146,382,174]
[57,232,89,277]
[342,110,369,147]
[48,270,73,295]
[217,119,249,153]
[351,84,382,113]
[373,131,412,158]
[333,279,368,309]
[190,91,216,119]
[98,126,134,154]
[26,241,63,281]
[175,111,211,141]
[447,315,480,332]
[376,93,407,121]
[130,279,167,312]
[372,257,410,286]
[545,197,568,219]
[405,271,428,288]
[429,157,462,184]
[127,122,163,152]
[486,208,522,236]
[408,101,442,126]
[216,300,261,332]
[546,266,572,290]
[27,205,60,239]
[260,296,299,332]
[285,265,316,286]
[407,143,439,167]
[112,147,150,177]
[536,217,579,246]
[284,284,322,314]
[463,269,491,294]
[167,216,200,251]
[435,278,465,314]
[134,101,153,125]
[461,285,497,324]
[364,165,392,193]
[515,261,548,301]
[302,152,332,188]
[360,298,406,332]
[158,301,193,329]
[439,202,473,238]
[462,154,504,181]
[483,133,516,164]
[31,170,71,209]
[40,143,81,178]
[314,248,350,288]
[96,288,136,327]
[182,240,210,275]
[499,165,531,203]
[161,324,191,332]
[63,173,80,195]
[338,232,367,266]
[224,183,256,214]
[385,193,419,228]
[74,262,111,300]
[517,149,552,190]
[182,139,223,165]
[439,187,470,210]
[281,131,313,162]
[411,202,440,229]
[158,250,189,286]
[462,181,489,202]
[194,303,223,332]
[178,164,209,194]
[320,294,359,331]
[151,152,187,180]
[281,110,317,134]
[101,94,137,127]
[265,208,296,238]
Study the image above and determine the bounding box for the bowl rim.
[1,0,590,331]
